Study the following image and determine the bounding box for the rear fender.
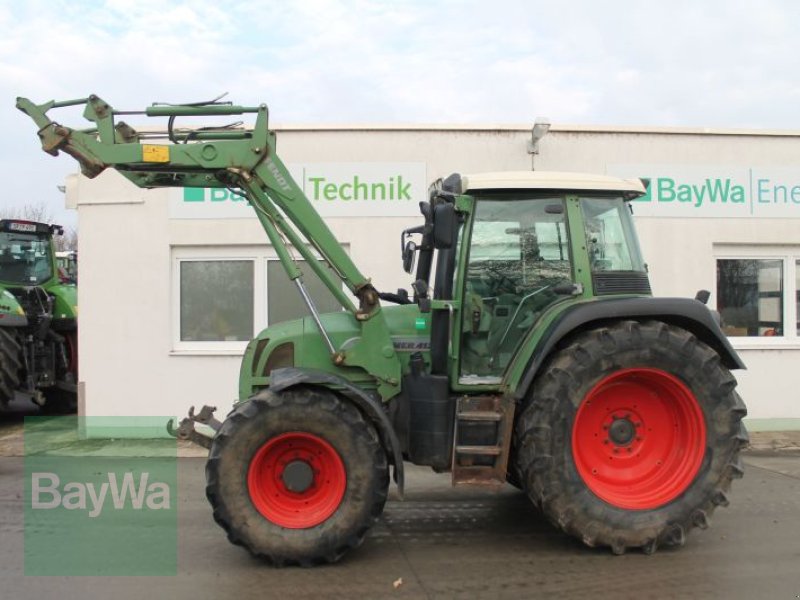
[512,297,745,402]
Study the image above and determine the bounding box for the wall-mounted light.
[528,117,551,155]
[528,117,551,171]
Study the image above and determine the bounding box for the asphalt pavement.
[1,400,799,599]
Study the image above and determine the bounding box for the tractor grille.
[592,272,651,296]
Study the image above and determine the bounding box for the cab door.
[458,194,572,383]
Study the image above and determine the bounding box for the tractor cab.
[404,172,649,383]
[0,220,60,286]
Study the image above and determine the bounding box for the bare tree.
[53,229,78,252]
[0,200,52,222]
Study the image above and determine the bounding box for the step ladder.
[452,395,515,486]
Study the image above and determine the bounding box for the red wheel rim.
[571,368,706,510]
[247,432,346,529]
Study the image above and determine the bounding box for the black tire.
[42,388,78,415]
[206,386,389,566]
[515,320,748,555]
[0,328,22,406]
[43,331,78,414]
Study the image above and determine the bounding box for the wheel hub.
[608,416,636,446]
[282,460,314,493]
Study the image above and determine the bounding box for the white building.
[66,123,800,433]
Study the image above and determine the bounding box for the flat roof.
[264,123,800,138]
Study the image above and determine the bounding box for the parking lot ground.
[1,437,799,599]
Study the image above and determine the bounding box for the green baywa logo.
[183,175,413,203]
[640,177,745,208]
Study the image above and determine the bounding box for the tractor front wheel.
[515,320,748,554]
[206,386,389,566]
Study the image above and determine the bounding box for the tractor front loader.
[18,94,747,564]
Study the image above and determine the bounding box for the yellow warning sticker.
[142,145,170,163]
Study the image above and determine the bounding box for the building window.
[173,247,345,353]
[180,260,255,342]
[714,246,800,343]
[266,260,341,324]
[796,260,800,336]
[717,259,783,337]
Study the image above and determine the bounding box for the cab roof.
[457,171,647,197]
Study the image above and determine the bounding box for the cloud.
[3,0,800,223]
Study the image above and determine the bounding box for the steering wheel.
[480,263,518,296]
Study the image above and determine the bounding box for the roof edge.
[266,123,800,137]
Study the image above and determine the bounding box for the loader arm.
[16,95,401,399]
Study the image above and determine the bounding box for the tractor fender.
[263,367,405,497]
[0,290,28,327]
[513,297,746,402]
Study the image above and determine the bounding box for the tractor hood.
[239,303,430,401]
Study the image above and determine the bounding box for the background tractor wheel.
[42,388,78,415]
[42,332,78,415]
[0,328,22,407]
[206,386,389,566]
[515,320,748,555]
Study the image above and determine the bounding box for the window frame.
[714,244,800,349]
[172,247,263,355]
[171,245,348,356]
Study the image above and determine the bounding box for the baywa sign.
[169,162,426,219]
[612,165,800,218]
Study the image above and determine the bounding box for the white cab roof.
[460,171,646,195]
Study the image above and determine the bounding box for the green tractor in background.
[0,219,78,413]
[56,250,78,284]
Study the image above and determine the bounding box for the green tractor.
[0,219,78,413]
[18,95,746,563]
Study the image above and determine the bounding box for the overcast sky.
[3,0,799,227]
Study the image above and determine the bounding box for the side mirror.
[433,203,456,249]
[402,240,417,273]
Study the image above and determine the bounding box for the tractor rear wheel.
[0,328,22,406]
[515,320,748,554]
[206,386,389,566]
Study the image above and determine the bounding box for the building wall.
[69,125,800,430]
